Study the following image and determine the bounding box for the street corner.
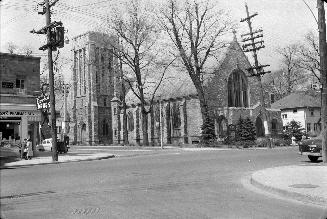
[0,146,21,167]
[250,164,327,208]
[1,152,115,168]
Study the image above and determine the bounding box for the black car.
[298,135,322,162]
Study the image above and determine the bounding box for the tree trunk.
[150,109,155,146]
[193,77,210,122]
[122,105,128,145]
[141,106,149,146]
[121,77,129,145]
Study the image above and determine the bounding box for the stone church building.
[68,31,281,146]
[68,32,117,145]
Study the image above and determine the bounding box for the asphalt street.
[0,147,325,219]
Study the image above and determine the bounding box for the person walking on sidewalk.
[21,139,27,160]
[26,138,33,160]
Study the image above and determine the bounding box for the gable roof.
[271,92,321,110]
[125,37,242,105]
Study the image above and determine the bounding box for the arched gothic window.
[101,54,105,76]
[102,120,109,136]
[172,102,181,129]
[228,70,248,107]
[127,111,134,131]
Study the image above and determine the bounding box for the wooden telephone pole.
[241,3,271,136]
[317,0,327,163]
[31,0,65,161]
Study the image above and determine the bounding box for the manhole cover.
[289,184,319,188]
[72,207,100,215]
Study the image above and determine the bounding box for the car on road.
[298,135,322,162]
[36,138,52,151]
[36,138,69,153]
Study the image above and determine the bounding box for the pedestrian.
[21,139,27,160]
[26,138,33,160]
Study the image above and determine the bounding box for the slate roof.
[271,92,321,110]
[124,37,238,105]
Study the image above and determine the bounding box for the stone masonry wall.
[70,32,117,145]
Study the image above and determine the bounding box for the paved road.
[1,147,325,218]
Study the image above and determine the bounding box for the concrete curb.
[250,173,327,208]
[0,154,115,169]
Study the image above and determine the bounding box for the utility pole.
[317,0,327,163]
[31,0,65,161]
[241,3,271,136]
[46,0,58,161]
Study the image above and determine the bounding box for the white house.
[271,92,321,136]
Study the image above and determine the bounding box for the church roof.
[125,38,239,105]
[271,92,321,110]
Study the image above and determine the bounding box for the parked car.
[298,135,322,162]
[37,138,52,151]
[36,138,69,153]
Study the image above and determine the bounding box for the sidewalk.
[0,149,114,168]
[251,164,327,208]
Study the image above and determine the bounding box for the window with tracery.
[101,54,105,77]
[128,111,134,131]
[172,102,181,129]
[102,120,109,136]
[228,70,248,107]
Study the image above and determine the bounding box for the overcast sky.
[0,0,319,79]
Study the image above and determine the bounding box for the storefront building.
[0,53,41,148]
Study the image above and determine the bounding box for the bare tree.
[106,0,173,146]
[21,45,33,56]
[6,42,18,54]
[6,42,33,56]
[160,0,235,130]
[40,51,71,93]
[296,31,320,83]
[277,44,306,94]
